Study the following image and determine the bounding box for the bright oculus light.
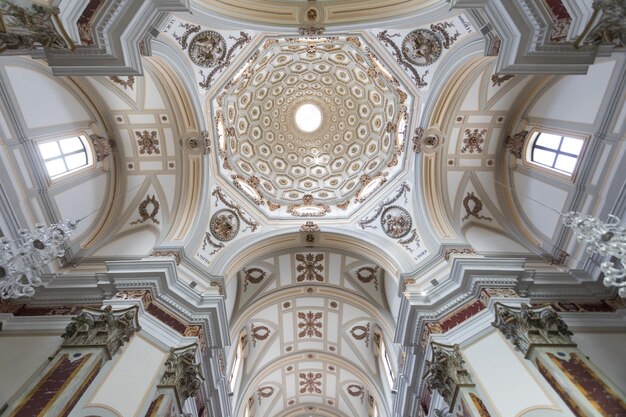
[295,103,322,133]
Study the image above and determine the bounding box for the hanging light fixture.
[0,220,78,299]
[562,212,626,297]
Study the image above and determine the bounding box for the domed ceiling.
[211,35,413,218]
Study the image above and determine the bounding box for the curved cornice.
[210,229,415,281]
[229,284,397,343]
[235,351,391,417]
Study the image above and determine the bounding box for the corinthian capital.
[423,342,474,406]
[62,305,140,358]
[492,303,574,357]
[159,344,204,410]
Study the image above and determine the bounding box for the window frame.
[523,128,587,182]
[36,134,94,182]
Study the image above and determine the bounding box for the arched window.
[229,332,248,392]
[374,328,395,388]
[37,135,92,179]
[529,132,583,175]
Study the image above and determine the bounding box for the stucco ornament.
[492,303,575,357]
[210,209,240,241]
[62,305,140,359]
[159,344,204,410]
[402,29,442,66]
[188,30,226,67]
[380,206,412,238]
[423,342,474,407]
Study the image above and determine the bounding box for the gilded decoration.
[202,232,224,256]
[296,253,324,282]
[62,305,140,359]
[109,75,135,90]
[135,130,160,155]
[250,323,270,346]
[257,386,275,404]
[130,195,160,225]
[461,192,492,222]
[401,29,442,66]
[298,311,323,338]
[300,221,320,232]
[443,247,476,261]
[358,182,410,230]
[210,209,240,241]
[158,344,204,410]
[173,22,200,50]
[545,352,626,415]
[347,384,365,403]
[575,0,626,48]
[242,267,266,291]
[88,134,114,162]
[355,266,379,290]
[149,250,182,265]
[0,1,75,52]
[199,31,251,89]
[423,342,474,407]
[491,73,514,87]
[212,187,259,232]
[505,130,528,159]
[188,30,226,67]
[469,393,492,417]
[380,206,412,238]
[419,288,517,347]
[299,372,322,394]
[212,35,410,217]
[492,303,575,357]
[350,323,370,347]
[460,129,486,153]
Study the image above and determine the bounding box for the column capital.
[492,303,575,357]
[158,343,204,411]
[61,305,141,359]
[423,342,474,407]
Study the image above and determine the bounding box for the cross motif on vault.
[298,311,323,338]
[296,253,324,282]
[299,372,322,394]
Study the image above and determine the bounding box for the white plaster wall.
[0,334,62,407]
[462,331,571,417]
[528,58,616,125]
[512,171,568,240]
[464,225,530,254]
[4,65,91,130]
[53,172,108,240]
[87,335,166,417]
[572,331,626,395]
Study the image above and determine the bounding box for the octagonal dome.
[211,35,413,219]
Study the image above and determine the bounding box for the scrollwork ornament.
[381,206,412,238]
[158,344,204,410]
[492,303,575,357]
[62,305,140,359]
[188,30,226,68]
[210,209,240,241]
[423,342,474,406]
[402,29,442,66]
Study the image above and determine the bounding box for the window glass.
[38,136,90,178]
[530,132,583,175]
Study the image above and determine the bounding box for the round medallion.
[188,31,227,68]
[210,209,240,241]
[380,206,412,238]
[401,29,442,67]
